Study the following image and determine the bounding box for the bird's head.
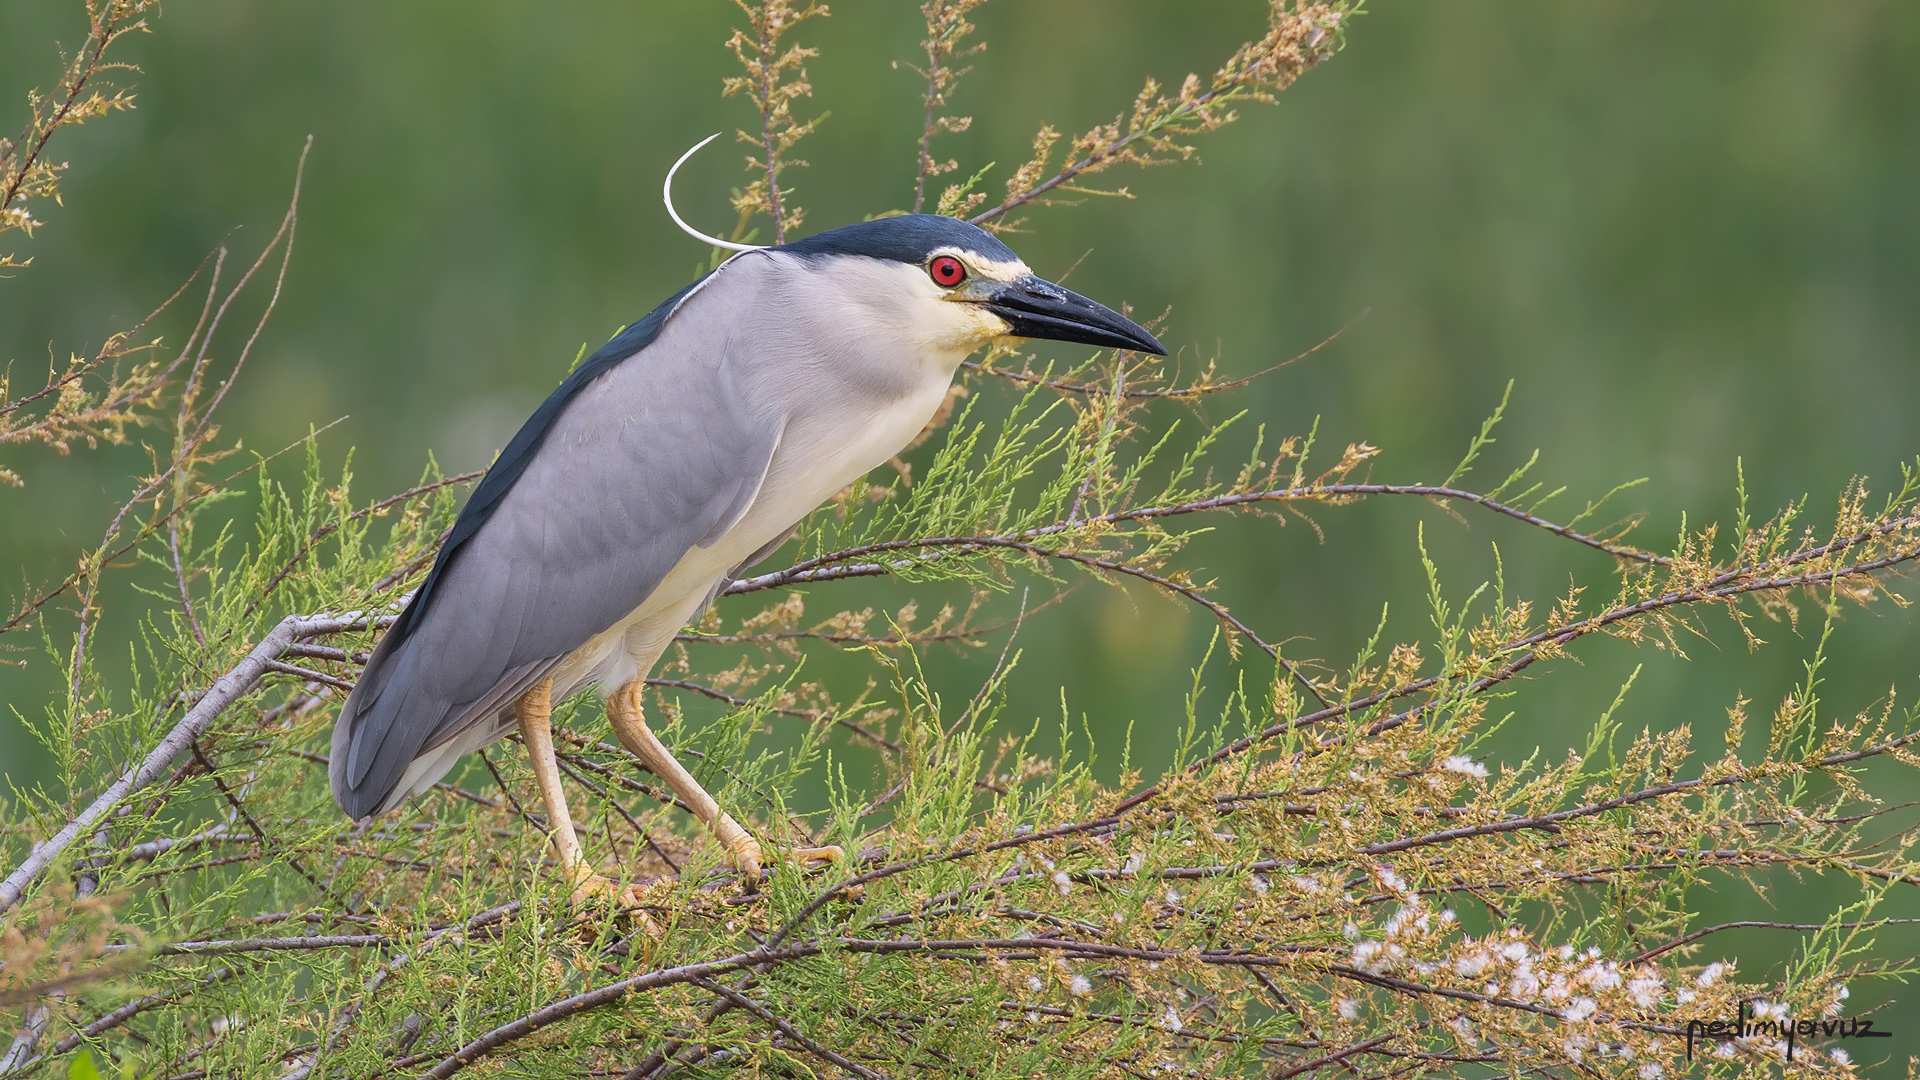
[774,214,1167,360]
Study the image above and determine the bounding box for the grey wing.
[330,331,780,819]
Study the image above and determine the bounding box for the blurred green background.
[3,0,1918,1040]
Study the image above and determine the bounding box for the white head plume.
[663,133,767,253]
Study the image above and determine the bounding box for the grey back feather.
[330,256,787,819]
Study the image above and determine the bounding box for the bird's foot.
[567,861,649,911]
[783,844,845,868]
[720,825,764,882]
[727,838,845,888]
[716,817,845,885]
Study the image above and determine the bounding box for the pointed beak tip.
[984,276,1170,358]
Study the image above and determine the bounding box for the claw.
[787,844,844,867]
[717,816,764,881]
[721,829,841,884]
[564,860,664,930]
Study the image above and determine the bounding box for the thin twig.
[690,977,894,1080]
[1629,917,1920,965]
[0,612,392,911]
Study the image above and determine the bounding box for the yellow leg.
[605,678,841,881]
[516,677,644,907]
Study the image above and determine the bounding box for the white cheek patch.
[961,305,1012,339]
[922,294,1011,352]
[799,254,1008,355]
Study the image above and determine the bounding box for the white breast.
[549,252,974,700]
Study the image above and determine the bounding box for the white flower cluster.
[1563,1033,1590,1062]
[1562,996,1598,1022]
[1371,864,1414,899]
[1349,884,1443,975]
[1290,873,1327,896]
[1350,940,1402,975]
[1382,904,1431,939]
[1568,1034,1662,1066]
[1627,975,1663,1008]
[1441,754,1489,779]
[1448,931,1676,1037]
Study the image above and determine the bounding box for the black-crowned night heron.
[330,136,1165,901]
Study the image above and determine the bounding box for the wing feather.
[330,263,782,818]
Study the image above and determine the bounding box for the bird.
[329,135,1166,902]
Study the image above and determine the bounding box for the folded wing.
[330,271,781,818]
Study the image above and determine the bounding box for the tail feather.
[330,635,564,820]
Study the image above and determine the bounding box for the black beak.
[981,275,1167,355]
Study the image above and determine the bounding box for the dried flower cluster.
[722,0,830,244]
[903,0,991,215]
[6,2,1919,1079]
[0,0,162,488]
[971,0,1348,230]
[1,1,156,274]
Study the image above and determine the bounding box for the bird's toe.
[787,844,844,867]
[567,863,653,912]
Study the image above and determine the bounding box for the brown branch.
[740,532,1330,704]
[1004,1000,1307,1051]
[263,659,356,693]
[46,964,240,1057]
[907,0,986,215]
[1329,964,1683,1038]
[751,17,789,242]
[432,933,1348,1078]
[963,314,1356,402]
[145,933,390,956]
[1628,917,1920,965]
[674,590,1064,651]
[689,977,894,1080]
[1116,528,1920,813]
[1269,1032,1401,1079]
[1356,728,1920,858]
[0,612,393,911]
[722,481,1673,607]
[425,948,782,1078]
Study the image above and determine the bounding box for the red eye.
[929,255,967,287]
